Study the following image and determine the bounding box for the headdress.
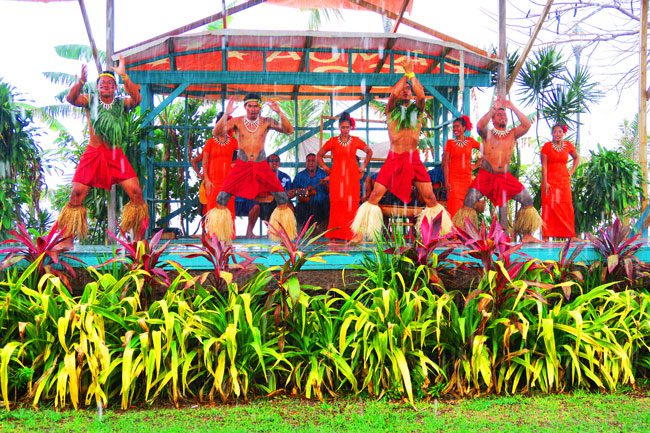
[553,123,568,134]
[339,111,356,130]
[97,71,116,83]
[459,115,472,131]
[243,93,262,106]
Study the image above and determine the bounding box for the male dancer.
[351,60,451,241]
[58,54,147,245]
[453,96,542,242]
[205,93,296,242]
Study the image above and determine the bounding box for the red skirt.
[220,159,284,200]
[72,144,137,190]
[375,151,430,204]
[469,169,524,207]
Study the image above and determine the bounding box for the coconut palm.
[516,47,602,143]
[0,80,47,235]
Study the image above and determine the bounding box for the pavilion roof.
[118,29,499,100]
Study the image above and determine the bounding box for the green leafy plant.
[573,147,643,234]
[588,217,648,290]
[0,223,82,287]
[184,233,257,292]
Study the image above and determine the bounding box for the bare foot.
[521,234,543,244]
[347,233,363,245]
[245,232,260,239]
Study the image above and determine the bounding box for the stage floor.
[68,237,650,271]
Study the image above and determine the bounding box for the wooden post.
[77,0,102,74]
[222,0,228,29]
[497,0,506,97]
[106,0,118,243]
[104,1,117,241]
[640,0,649,218]
[506,0,555,93]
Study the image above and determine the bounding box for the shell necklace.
[453,137,467,148]
[552,140,566,152]
[243,116,260,133]
[100,98,114,110]
[490,128,511,138]
[215,135,230,146]
[338,135,351,147]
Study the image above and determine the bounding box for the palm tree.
[516,47,602,143]
[0,80,47,235]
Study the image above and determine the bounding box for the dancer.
[351,60,451,241]
[453,96,542,242]
[57,54,147,245]
[202,112,238,238]
[205,94,296,242]
[541,123,580,240]
[442,115,482,218]
[317,112,373,240]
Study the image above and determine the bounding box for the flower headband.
[461,115,472,131]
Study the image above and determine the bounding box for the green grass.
[1,391,649,433]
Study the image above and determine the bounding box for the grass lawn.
[2,390,649,433]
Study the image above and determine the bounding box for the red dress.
[203,136,238,214]
[322,135,367,240]
[541,140,576,238]
[444,137,480,217]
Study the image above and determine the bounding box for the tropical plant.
[184,233,257,291]
[0,80,48,234]
[99,229,175,305]
[587,218,648,291]
[265,217,330,341]
[516,47,602,142]
[0,223,82,288]
[572,146,643,234]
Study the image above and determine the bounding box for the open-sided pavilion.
[117,28,498,232]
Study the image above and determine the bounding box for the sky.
[0,0,643,166]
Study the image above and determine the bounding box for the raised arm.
[386,60,425,113]
[266,100,294,134]
[502,99,532,139]
[66,63,89,107]
[213,100,237,137]
[476,105,495,141]
[112,54,141,109]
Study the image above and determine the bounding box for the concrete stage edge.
[67,237,650,271]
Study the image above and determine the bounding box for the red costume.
[73,143,136,190]
[321,135,367,240]
[541,140,576,238]
[376,150,430,204]
[219,158,285,200]
[203,136,238,214]
[444,137,480,217]
[69,77,142,190]
[469,169,524,207]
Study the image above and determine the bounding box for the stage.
[67,237,650,271]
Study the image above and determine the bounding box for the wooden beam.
[506,0,555,93]
[77,0,102,73]
[639,0,648,216]
[120,0,267,52]
[391,0,411,33]
[291,36,313,97]
[106,0,117,242]
[497,0,506,96]
[348,0,489,57]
